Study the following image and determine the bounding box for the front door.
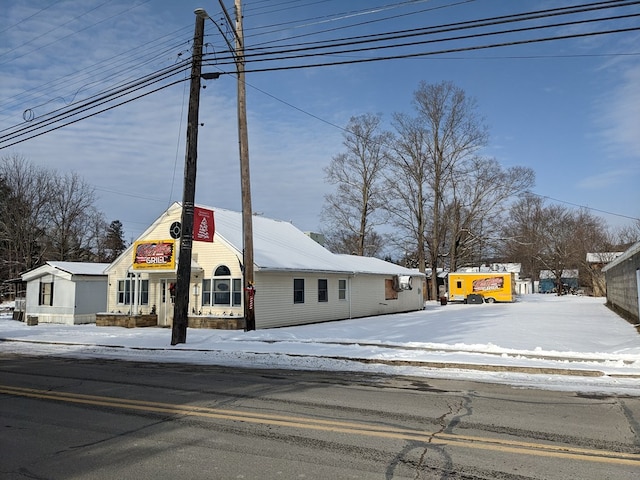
[158,279,176,327]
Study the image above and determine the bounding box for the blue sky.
[1,0,639,242]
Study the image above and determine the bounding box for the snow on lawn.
[1,295,639,395]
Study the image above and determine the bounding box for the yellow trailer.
[448,272,516,303]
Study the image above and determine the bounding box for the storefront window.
[201,265,241,307]
[117,278,148,305]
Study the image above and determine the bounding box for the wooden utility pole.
[171,12,205,345]
[234,0,256,331]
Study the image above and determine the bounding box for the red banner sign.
[194,207,214,242]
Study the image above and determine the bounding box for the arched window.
[213,265,231,305]
[201,265,241,308]
[215,265,231,276]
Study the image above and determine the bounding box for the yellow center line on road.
[2,384,639,466]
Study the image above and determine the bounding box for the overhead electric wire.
[243,0,474,47]
[4,0,632,124]
[241,0,634,49]
[200,14,640,73]
[1,58,191,134]
[0,1,154,67]
[525,192,640,221]
[0,60,192,147]
[0,0,114,63]
[243,0,639,51]
[0,0,65,35]
[0,26,193,116]
[193,1,640,70]
[232,25,640,73]
[0,77,189,151]
[223,3,640,65]
[2,42,191,123]
[2,0,637,152]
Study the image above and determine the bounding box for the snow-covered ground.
[1,295,639,395]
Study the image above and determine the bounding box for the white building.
[105,202,425,329]
[21,261,110,325]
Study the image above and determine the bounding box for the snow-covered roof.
[539,269,579,279]
[211,205,421,276]
[586,252,624,263]
[602,241,640,273]
[22,261,110,281]
[47,261,110,275]
[457,263,521,274]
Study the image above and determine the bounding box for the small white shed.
[21,261,110,325]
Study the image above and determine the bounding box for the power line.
[0,67,191,149]
[203,25,640,74]
[2,1,637,148]
[1,0,635,133]
[0,28,193,117]
[3,0,634,128]
[244,0,640,53]
[525,192,640,222]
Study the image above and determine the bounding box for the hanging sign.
[132,240,176,270]
[194,207,215,242]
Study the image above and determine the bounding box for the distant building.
[538,269,579,294]
[602,241,640,324]
[586,252,624,296]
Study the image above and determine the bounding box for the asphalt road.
[1,353,639,479]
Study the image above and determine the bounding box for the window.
[39,281,53,306]
[338,279,347,301]
[202,265,242,307]
[293,278,305,304]
[214,265,231,305]
[385,279,398,300]
[213,279,231,305]
[456,281,462,289]
[117,280,130,304]
[139,280,149,305]
[233,279,242,306]
[318,279,328,302]
[202,279,211,305]
[116,278,149,305]
[215,265,231,276]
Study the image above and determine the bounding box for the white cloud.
[577,167,638,189]
[594,63,640,159]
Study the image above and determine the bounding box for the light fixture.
[194,8,209,18]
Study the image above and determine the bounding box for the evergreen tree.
[104,220,127,262]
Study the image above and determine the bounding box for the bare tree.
[445,158,535,270]
[502,195,618,295]
[0,154,52,279]
[501,194,547,280]
[46,172,98,261]
[385,112,431,273]
[615,219,640,246]
[321,114,391,256]
[569,209,618,295]
[0,155,114,287]
[387,81,489,300]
